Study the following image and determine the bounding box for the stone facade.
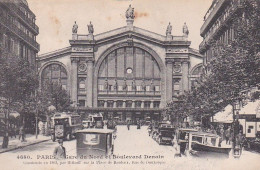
[199,0,245,73]
[37,7,203,122]
[0,0,39,67]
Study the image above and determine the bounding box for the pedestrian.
[219,127,225,146]
[127,121,130,130]
[19,126,25,142]
[53,139,66,160]
[225,126,231,145]
[236,131,244,147]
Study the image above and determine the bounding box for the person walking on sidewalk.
[127,121,130,130]
[53,139,66,160]
[18,126,25,142]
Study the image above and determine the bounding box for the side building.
[199,0,246,74]
[37,6,203,123]
[0,0,40,67]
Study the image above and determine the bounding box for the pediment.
[70,26,190,47]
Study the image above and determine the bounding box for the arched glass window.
[41,64,68,90]
[192,65,203,76]
[98,47,161,95]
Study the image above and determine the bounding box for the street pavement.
[0,125,260,170]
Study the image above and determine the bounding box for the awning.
[213,105,233,123]
[239,100,260,117]
[0,111,20,118]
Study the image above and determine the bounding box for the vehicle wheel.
[159,138,162,145]
[51,134,56,142]
[67,133,72,141]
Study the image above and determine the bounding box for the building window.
[107,101,114,108]
[10,39,14,52]
[136,85,142,91]
[109,85,113,91]
[118,85,123,91]
[173,79,180,95]
[146,85,150,91]
[98,100,105,107]
[3,34,7,48]
[153,101,160,108]
[79,100,85,107]
[41,64,68,90]
[126,101,132,108]
[127,85,132,91]
[144,101,151,108]
[135,101,142,108]
[155,86,160,92]
[117,101,123,108]
[79,79,86,93]
[99,84,104,91]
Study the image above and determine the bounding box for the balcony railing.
[0,14,40,51]
[1,2,39,34]
[200,0,243,36]
[98,90,161,96]
[199,0,243,52]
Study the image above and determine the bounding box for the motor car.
[76,129,114,157]
[157,124,175,145]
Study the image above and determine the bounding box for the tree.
[166,0,260,127]
[40,80,71,112]
[0,55,38,148]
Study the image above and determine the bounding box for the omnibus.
[50,112,82,141]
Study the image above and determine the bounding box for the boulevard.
[0,125,260,170]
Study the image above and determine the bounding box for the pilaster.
[86,60,94,107]
[166,61,173,102]
[182,61,189,92]
[71,58,79,106]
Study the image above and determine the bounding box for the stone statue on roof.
[87,21,94,34]
[183,22,189,37]
[72,21,78,34]
[166,22,172,36]
[125,5,135,19]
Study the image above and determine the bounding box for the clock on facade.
[126,68,133,74]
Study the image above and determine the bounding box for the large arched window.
[41,64,68,90]
[190,64,203,90]
[98,47,161,94]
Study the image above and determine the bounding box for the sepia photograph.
[0,0,259,169]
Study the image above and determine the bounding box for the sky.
[27,0,212,55]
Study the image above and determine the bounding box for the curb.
[0,139,50,154]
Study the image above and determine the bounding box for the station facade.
[37,6,203,123]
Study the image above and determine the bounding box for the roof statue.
[125,5,135,19]
[88,21,94,34]
[183,22,189,37]
[72,21,78,34]
[166,22,172,36]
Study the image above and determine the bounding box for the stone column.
[132,100,135,108]
[86,60,94,107]
[113,100,117,108]
[104,100,107,108]
[166,61,173,102]
[71,58,78,106]
[150,101,154,109]
[123,100,126,108]
[182,61,189,92]
[141,100,144,108]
